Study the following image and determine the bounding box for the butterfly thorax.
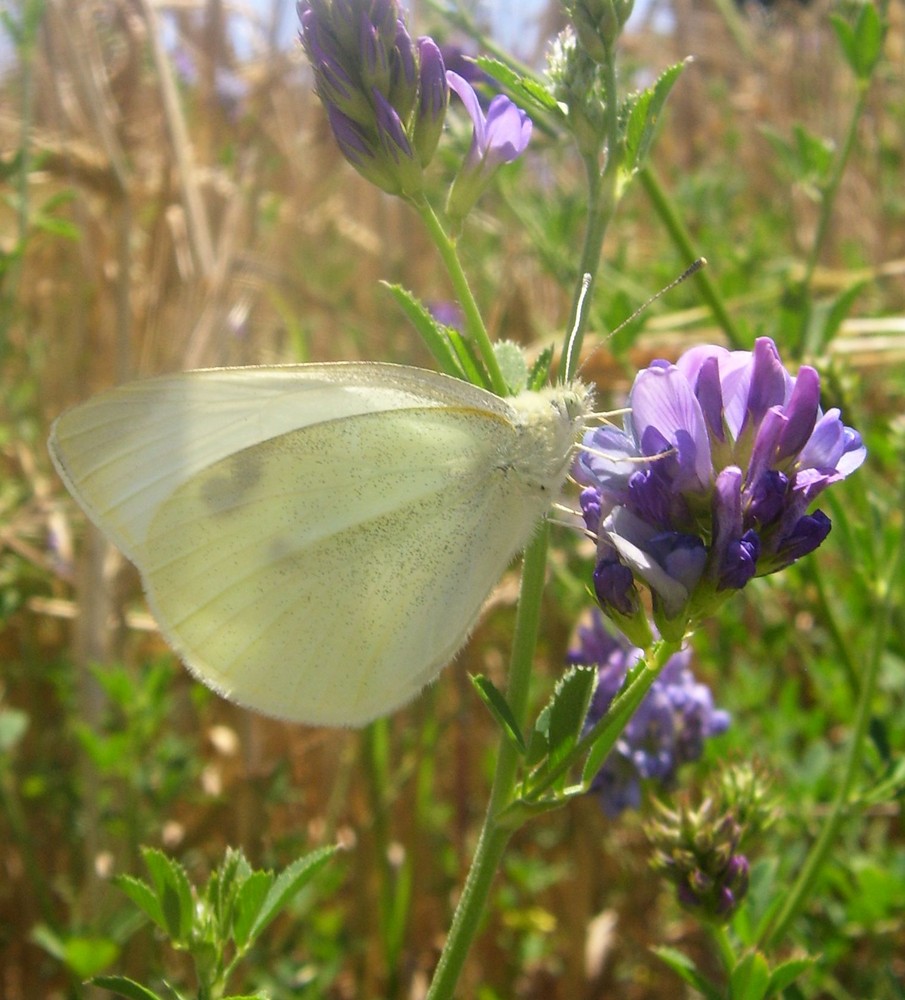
[507,381,593,493]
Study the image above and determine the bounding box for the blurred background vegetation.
[1,0,903,997]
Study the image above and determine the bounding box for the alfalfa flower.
[298,0,448,196]
[575,338,867,640]
[568,611,730,818]
[445,71,532,225]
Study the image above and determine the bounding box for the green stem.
[413,197,508,396]
[361,718,407,994]
[562,156,608,381]
[800,86,868,296]
[426,528,551,999]
[637,165,744,350]
[795,83,869,354]
[562,55,621,382]
[712,923,737,973]
[759,478,905,947]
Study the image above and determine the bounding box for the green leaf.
[525,704,552,768]
[31,925,119,978]
[652,946,723,1000]
[471,674,527,755]
[831,3,884,81]
[141,848,194,944]
[766,957,814,997]
[248,846,337,942]
[623,60,688,178]
[526,346,554,391]
[210,847,253,928]
[232,870,274,951]
[114,875,165,931]
[730,950,771,1000]
[474,57,562,115]
[380,282,466,381]
[446,328,491,390]
[493,340,529,394]
[546,665,597,771]
[63,936,120,977]
[91,976,165,1000]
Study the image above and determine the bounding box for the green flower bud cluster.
[644,762,775,924]
[565,0,635,63]
[546,28,609,161]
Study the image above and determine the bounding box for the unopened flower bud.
[299,0,449,197]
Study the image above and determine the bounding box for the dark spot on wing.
[201,447,263,514]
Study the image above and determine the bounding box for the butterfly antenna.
[562,272,593,383]
[578,258,708,375]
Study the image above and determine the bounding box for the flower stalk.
[425,527,551,1000]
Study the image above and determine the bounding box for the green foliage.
[831,1,886,81]
[527,665,597,788]
[620,60,689,186]
[380,282,471,381]
[472,674,529,755]
[96,846,336,1000]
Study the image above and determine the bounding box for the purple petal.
[694,354,727,443]
[579,486,603,533]
[747,469,788,526]
[574,425,640,490]
[647,532,708,592]
[719,347,766,440]
[837,427,867,476]
[777,365,820,461]
[602,508,691,616]
[797,408,847,471]
[446,70,530,169]
[372,88,413,161]
[446,69,486,148]
[393,20,417,89]
[325,104,372,165]
[629,363,713,490]
[417,36,447,119]
[711,466,744,577]
[747,406,786,485]
[717,530,760,591]
[593,558,638,616]
[773,510,832,566]
[482,93,532,164]
[675,343,731,385]
[743,338,793,432]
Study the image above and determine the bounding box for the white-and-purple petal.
[629,362,714,489]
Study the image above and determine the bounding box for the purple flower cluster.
[298,1,532,210]
[574,338,866,640]
[298,0,448,195]
[568,611,729,817]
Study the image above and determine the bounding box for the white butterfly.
[49,362,592,726]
